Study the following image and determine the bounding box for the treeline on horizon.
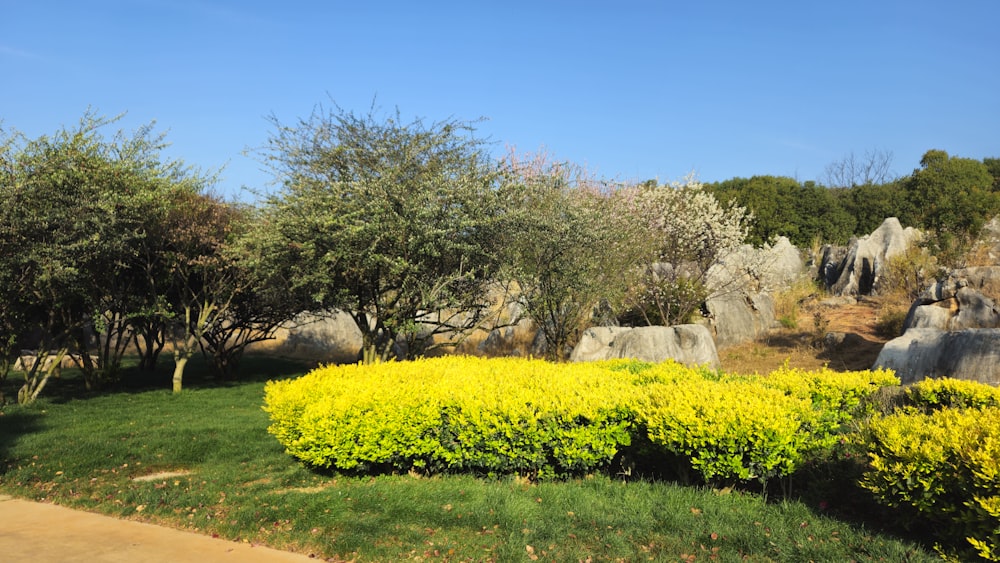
[704,150,1000,256]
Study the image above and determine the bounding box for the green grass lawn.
[0,357,937,562]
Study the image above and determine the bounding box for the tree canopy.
[254,105,510,362]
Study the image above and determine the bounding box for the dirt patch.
[719,297,891,375]
[133,470,194,482]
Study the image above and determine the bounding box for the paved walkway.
[0,495,316,562]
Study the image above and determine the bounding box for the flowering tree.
[500,151,645,359]
[615,176,752,326]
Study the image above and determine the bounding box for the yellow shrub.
[861,407,1000,559]
[264,356,645,477]
[639,378,812,483]
[264,357,900,486]
[906,377,1000,412]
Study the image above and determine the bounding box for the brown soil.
[718,297,894,375]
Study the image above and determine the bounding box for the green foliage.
[860,406,1000,559]
[706,176,855,247]
[837,179,917,236]
[0,112,215,398]
[255,105,508,362]
[904,149,999,266]
[498,153,645,359]
[984,157,1000,192]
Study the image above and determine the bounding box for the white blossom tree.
[615,176,752,326]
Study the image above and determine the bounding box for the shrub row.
[862,378,1000,560]
[264,357,642,478]
[264,357,897,484]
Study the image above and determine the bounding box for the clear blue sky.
[2,1,998,200]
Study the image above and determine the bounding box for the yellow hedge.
[905,377,1000,412]
[265,357,899,485]
[639,378,812,482]
[264,357,648,478]
[861,406,1000,560]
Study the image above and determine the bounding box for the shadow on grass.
[0,354,317,406]
[612,440,941,556]
[0,407,44,477]
[816,332,886,371]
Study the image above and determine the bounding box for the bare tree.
[824,149,897,188]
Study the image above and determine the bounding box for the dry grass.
[720,295,890,375]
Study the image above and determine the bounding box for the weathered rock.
[821,217,921,296]
[570,324,720,369]
[704,291,776,349]
[905,266,1000,331]
[248,311,363,364]
[873,328,1000,386]
[702,236,804,348]
[12,352,94,372]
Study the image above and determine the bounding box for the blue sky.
[2,1,998,200]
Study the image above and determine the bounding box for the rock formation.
[570,324,720,369]
[904,266,1000,331]
[703,236,805,348]
[249,311,363,364]
[873,328,1000,386]
[821,217,920,296]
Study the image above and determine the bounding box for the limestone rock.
[570,324,720,369]
[905,266,1000,331]
[873,328,1000,386]
[703,236,803,348]
[248,310,363,364]
[821,217,920,296]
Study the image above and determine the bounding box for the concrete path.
[0,495,317,562]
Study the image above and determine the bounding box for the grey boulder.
[570,324,720,369]
[873,328,1000,386]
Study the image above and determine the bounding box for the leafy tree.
[983,157,1000,192]
[499,153,642,360]
[836,179,915,237]
[707,176,853,246]
[904,149,999,266]
[154,191,251,392]
[0,112,219,399]
[199,204,305,378]
[255,105,509,362]
[0,113,163,397]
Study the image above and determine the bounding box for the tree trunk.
[172,356,188,393]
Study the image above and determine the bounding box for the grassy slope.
[0,355,936,562]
